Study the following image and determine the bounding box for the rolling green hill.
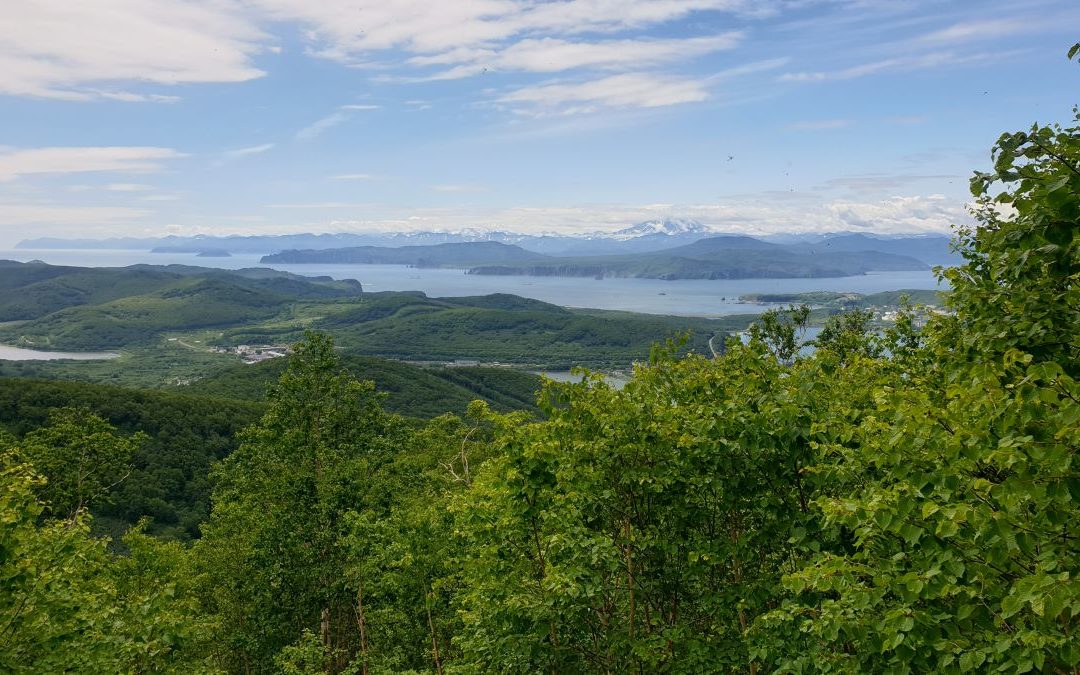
[1,277,293,349]
[0,263,181,321]
[0,260,361,322]
[181,355,541,417]
[0,262,363,349]
[220,292,729,368]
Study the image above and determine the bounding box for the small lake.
[0,248,947,318]
[0,345,120,361]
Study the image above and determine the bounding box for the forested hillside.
[2,61,1080,675]
[0,363,541,541]
[0,380,262,540]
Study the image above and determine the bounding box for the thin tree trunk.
[321,606,330,664]
[731,515,757,675]
[425,586,444,675]
[355,578,369,675]
[624,519,635,640]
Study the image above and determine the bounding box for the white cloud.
[498,73,710,115]
[826,194,967,233]
[919,18,1041,44]
[0,147,183,182]
[221,143,275,159]
[0,0,774,115]
[88,91,182,103]
[787,119,852,130]
[296,112,350,142]
[432,184,488,193]
[413,33,742,80]
[296,104,380,141]
[779,50,1012,83]
[0,0,267,100]
[105,183,155,191]
[267,202,373,208]
[332,173,377,181]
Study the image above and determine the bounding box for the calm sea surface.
[1,248,946,318]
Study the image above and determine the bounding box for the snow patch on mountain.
[610,219,713,239]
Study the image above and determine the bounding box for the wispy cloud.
[787,119,852,131]
[498,73,711,116]
[432,184,488,193]
[222,143,275,159]
[105,182,155,191]
[411,33,742,80]
[296,104,380,141]
[332,173,378,181]
[820,173,961,195]
[267,202,372,208]
[779,50,1017,83]
[919,18,1043,44]
[296,112,350,142]
[0,147,183,182]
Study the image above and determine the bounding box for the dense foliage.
[0,379,262,539]
[3,73,1079,673]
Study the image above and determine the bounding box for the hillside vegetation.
[182,354,542,417]
[0,379,262,541]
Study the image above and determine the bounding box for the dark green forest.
[3,65,1080,674]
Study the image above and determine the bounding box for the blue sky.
[0,0,1077,247]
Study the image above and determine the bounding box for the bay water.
[1,248,945,318]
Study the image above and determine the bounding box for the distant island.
[261,241,545,268]
[264,235,936,281]
[195,250,232,258]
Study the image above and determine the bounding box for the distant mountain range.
[16,219,959,259]
[263,233,953,280]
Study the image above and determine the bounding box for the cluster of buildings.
[229,344,290,364]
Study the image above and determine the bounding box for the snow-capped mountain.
[610,219,713,240]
